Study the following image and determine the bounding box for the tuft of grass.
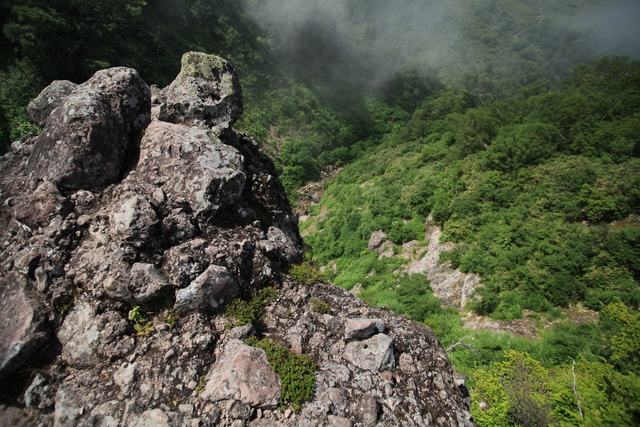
[158,308,180,326]
[289,262,325,284]
[246,338,316,412]
[310,297,331,314]
[223,287,279,327]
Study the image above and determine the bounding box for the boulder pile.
[0,52,474,426]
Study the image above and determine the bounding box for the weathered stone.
[128,263,172,303]
[343,334,395,372]
[130,409,171,427]
[12,181,72,228]
[133,120,246,219]
[399,352,417,374]
[200,339,281,409]
[24,373,56,410]
[358,394,379,427]
[110,195,160,247]
[0,273,50,380]
[257,226,301,264]
[328,415,353,427]
[0,54,475,427]
[344,318,385,340]
[57,299,132,367]
[174,265,239,313]
[27,80,78,127]
[158,52,242,130]
[27,67,150,190]
[368,230,387,251]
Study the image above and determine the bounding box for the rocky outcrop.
[0,52,473,426]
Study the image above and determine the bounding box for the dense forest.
[2,0,640,425]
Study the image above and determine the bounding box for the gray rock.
[130,409,172,427]
[343,334,395,372]
[257,226,301,264]
[0,273,50,380]
[24,373,56,410]
[174,265,239,313]
[57,299,132,367]
[358,394,379,426]
[133,120,246,219]
[27,80,78,127]
[127,263,172,303]
[27,67,150,190]
[158,52,242,130]
[200,339,281,409]
[12,181,72,228]
[344,318,386,340]
[328,415,353,427]
[28,67,151,190]
[368,230,387,251]
[110,195,160,247]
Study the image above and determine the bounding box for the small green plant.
[128,305,155,336]
[55,303,72,314]
[310,298,331,314]
[224,287,279,327]
[246,338,316,412]
[158,308,180,326]
[289,262,325,284]
[194,375,207,394]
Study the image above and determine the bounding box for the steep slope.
[0,53,474,426]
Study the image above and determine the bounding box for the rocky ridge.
[0,52,474,426]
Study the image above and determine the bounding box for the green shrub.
[223,287,278,327]
[310,298,331,314]
[289,262,326,284]
[246,338,316,412]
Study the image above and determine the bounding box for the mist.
[239,0,640,97]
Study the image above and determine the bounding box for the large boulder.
[27,80,78,127]
[158,52,243,130]
[200,339,281,409]
[27,67,151,190]
[133,120,246,219]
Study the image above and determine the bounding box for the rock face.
[0,52,474,426]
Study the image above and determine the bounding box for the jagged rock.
[27,67,150,190]
[24,374,56,410]
[12,181,72,228]
[358,394,379,426]
[200,339,281,409]
[132,120,246,220]
[344,318,386,340]
[109,195,160,247]
[0,54,474,427]
[158,52,243,130]
[57,299,133,367]
[397,215,482,310]
[343,333,395,372]
[367,230,387,251]
[257,226,300,264]
[174,264,239,313]
[27,80,78,127]
[0,273,50,380]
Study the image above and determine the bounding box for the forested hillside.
[2,0,640,425]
